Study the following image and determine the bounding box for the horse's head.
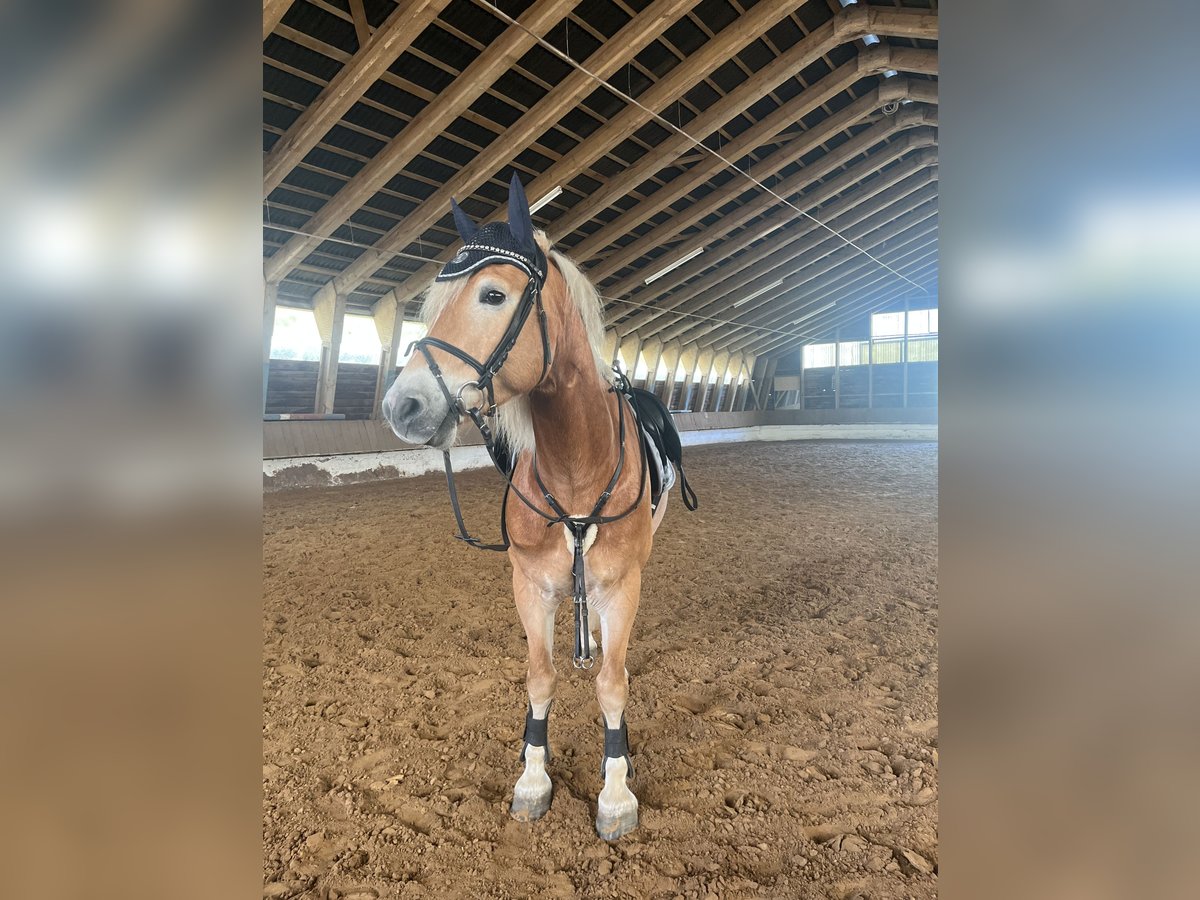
[383,174,554,449]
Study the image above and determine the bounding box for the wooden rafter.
[344,0,822,302]
[366,10,939,306]
[663,184,940,345]
[600,137,936,321]
[263,0,296,42]
[609,116,938,335]
[725,224,939,353]
[324,0,702,299]
[650,171,939,345]
[265,0,578,283]
[261,0,939,355]
[264,0,454,197]
[595,74,937,300]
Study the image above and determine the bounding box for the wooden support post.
[800,348,806,410]
[623,336,643,379]
[263,281,277,416]
[692,350,712,412]
[737,357,753,411]
[662,342,684,408]
[723,357,740,411]
[314,289,347,416]
[746,357,765,410]
[643,341,664,393]
[371,290,402,420]
[760,357,779,409]
[834,327,841,410]
[678,367,693,412]
[867,330,874,409]
[902,297,910,408]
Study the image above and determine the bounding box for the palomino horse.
[382,174,692,840]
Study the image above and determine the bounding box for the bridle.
[409,260,647,669]
[411,270,552,425]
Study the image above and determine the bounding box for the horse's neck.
[528,316,616,505]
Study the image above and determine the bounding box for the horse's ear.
[506,171,534,249]
[450,198,478,243]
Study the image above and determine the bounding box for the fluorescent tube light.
[792,301,836,325]
[644,247,704,284]
[733,280,784,308]
[528,186,563,215]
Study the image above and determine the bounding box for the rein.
[411,267,647,669]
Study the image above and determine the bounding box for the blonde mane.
[419,230,610,457]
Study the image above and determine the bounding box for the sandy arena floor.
[263,440,938,900]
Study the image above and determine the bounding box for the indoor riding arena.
[262,2,938,898]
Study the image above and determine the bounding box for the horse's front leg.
[594,568,642,841]
[510,567,558,821]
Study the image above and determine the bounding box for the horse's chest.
[511,524,618,594]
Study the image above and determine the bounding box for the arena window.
[337,315,382,364]
[802,343,836,368]
[268,307,322,361]
[838,341,870,366]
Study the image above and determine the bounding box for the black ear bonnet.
[436,172,547,285]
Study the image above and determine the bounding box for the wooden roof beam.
[361,0,809,304]
[571,47,937,271]
[705,224,940,355]
[664,198,939,348]
[653,177,939,345]
[721,226,939,353]
[626,149,938,332]
[325,0,702,298]
[677,199,939,350]
[721,212,938,340]
[369,2,938,306]
[599,100,938,310]
[726,247,939,356]
[609,117,937,334]
[264,0,297,41]
[265,0,575,284]
[598,125,935,324]
[565,57,920,270]
[747,259,939,356]
[745,270,938,357]
[263,0,453,196]
[545,43,936,251]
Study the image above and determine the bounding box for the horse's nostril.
[394,395,422,424]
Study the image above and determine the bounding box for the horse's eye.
[481,289,506,306]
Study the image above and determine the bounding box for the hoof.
[595,806,638,841]
[510,786,552,821]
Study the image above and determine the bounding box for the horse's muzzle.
[382,368,457,448]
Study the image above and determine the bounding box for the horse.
[381,173,693,840]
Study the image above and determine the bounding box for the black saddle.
[626,386,699,512]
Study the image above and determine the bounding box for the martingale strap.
[533,377,646,668]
